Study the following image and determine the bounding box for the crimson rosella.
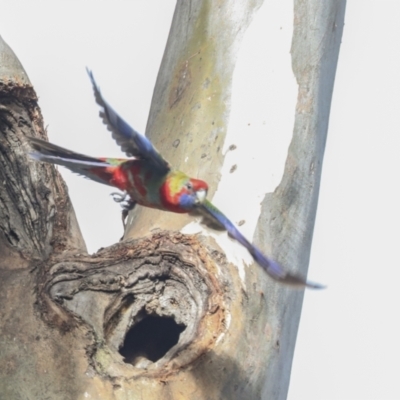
[28,69,323,289]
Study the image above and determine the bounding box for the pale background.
[1,1,399,399]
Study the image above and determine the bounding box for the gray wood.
[0,0,346,398]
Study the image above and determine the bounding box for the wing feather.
[194,200,325,289]
[86,69,170,174]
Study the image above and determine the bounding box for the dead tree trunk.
[0,1,345,399]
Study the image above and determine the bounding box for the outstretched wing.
[87,68,170,174]
[193,199,325,289]
[28,137,123,187]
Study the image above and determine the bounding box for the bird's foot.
[119,199,137,240]
[111,191,128,203]
[111,192,136,239]
[121,199,136,226]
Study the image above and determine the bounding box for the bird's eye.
[186,182,193,190]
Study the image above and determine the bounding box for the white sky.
[1,1,400,399]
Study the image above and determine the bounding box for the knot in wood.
[42,232,226,378]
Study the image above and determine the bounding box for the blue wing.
[194,200,325,289]
[86,68,170,174]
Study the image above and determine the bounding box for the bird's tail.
[28,137,123,187]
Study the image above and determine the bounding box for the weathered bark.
[0,0,345,399]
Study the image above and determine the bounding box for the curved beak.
[195,188,207,203]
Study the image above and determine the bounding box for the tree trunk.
[0,1,345,399]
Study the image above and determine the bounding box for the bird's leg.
[121,198,136,229]
[111,191,136,239]
[119,198,136,241]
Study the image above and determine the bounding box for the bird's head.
[185,177,208,204]
[178,176,208,210]
[162,172,208,212]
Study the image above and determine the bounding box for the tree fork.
[0,0,346,398]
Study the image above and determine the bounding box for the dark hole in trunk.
[120,314,186,365]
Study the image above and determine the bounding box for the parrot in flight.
[28,69,324,289]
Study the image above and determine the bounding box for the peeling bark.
[0,0,346,399]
